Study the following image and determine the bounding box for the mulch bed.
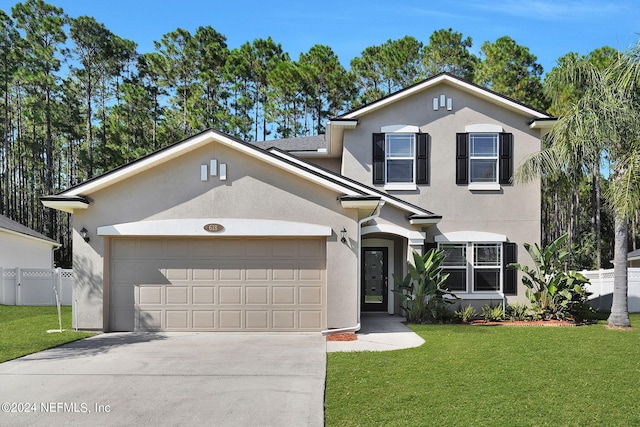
[469,320,583,327]
[325,333,358,341]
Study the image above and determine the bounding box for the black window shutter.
[373,133,385,184]
[499,133,513,185]
[503,242,517,295]
[456,133,469,185]
[416,133,429,185]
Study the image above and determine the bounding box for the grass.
[326,313,640,426]
[0,305,94,363]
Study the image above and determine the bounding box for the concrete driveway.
[0,332,326,426]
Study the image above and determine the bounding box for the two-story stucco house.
[41,73,555,332]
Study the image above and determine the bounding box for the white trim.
[380,124,420,133]
[435,231,507,243]
[341,74,551,120]
[0,229,61,247]
[450,293,504,300]
[97,218,332,237]
[384,183,417,191]
[362,223,425,245]
[465,124,504,133]
[468,182,501,191]
[40,200,89,214]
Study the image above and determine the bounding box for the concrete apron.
[0,332,326,427]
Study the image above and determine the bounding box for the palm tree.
[516,42,640,328]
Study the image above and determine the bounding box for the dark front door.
[362,247,388,312]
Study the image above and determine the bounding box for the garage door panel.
[218,264,243,281]
[273,287,295,304]
[193,310,215,328]
[166,286,189,304]
[193,286,215,304]
[219,286,242,304]
[139,286,162,305]
[166,310,189,329]
[299,311,323,329]
[219,310,242,328]
[111,237,325,331]
[246,310,269,329]
[246,286,268,304]
[299,286,322,305]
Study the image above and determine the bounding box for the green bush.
[454,304,478,323]
[481,304,504,322]
[506,303,531,321]
[393,249,459,323]
[508,233,593,321]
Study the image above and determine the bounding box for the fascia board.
[0,228,61,247]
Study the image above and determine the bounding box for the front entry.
[361,247,388,312]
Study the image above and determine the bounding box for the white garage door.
[109,237,326,332]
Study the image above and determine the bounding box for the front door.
[362,247,388,312]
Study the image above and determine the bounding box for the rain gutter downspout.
[321,201,384,336]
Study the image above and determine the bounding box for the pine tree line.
[0,0,630,268]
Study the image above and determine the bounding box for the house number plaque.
[203,223,224,233]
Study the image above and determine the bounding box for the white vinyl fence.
[0,267,73,306]
[582,267,640,312]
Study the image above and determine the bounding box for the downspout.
[321,201,384,336]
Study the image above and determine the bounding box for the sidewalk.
[326,313,425,352]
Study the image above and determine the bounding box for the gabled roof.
[41,129,440,221]
[324,72,556,156]
[0,214,60,247]
[337,72,552,120]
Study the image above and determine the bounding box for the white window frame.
[468,133,499,190]
[439,241,503,295]
[384,133,416,190]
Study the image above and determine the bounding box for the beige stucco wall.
[341,83,542,302]
[72,140,360,330]
[0,231,55,268]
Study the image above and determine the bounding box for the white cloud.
[468,0,628,21]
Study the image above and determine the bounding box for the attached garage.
[108,237,326,332]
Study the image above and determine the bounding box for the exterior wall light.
[340,227,347,243]
[80,227,90,243]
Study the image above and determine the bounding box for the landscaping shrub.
[508,233,593,321]
[393,249,459,323]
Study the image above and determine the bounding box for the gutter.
[321,201,385,336]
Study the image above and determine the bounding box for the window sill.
[384,183,417,191]
[468,183,501,191]
[448,292,504,300]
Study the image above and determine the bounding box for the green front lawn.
[326,314,640,426]
[0,305,94,363]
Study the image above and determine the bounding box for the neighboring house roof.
[628,249,640,261]
[41,129,441,221]
[0,214,60,247]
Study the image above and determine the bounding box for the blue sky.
[2,0,639,74]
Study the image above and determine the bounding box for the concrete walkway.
[0,332,326,426]
[326,313,425,352]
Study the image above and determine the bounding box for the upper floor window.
[385,134,415,184]
[373,130,429,189]
[469,133,498,183]
[456,129,513,190]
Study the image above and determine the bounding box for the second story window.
[469,133,498,183]
[385,134,415,184]
[373,130,429,189]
